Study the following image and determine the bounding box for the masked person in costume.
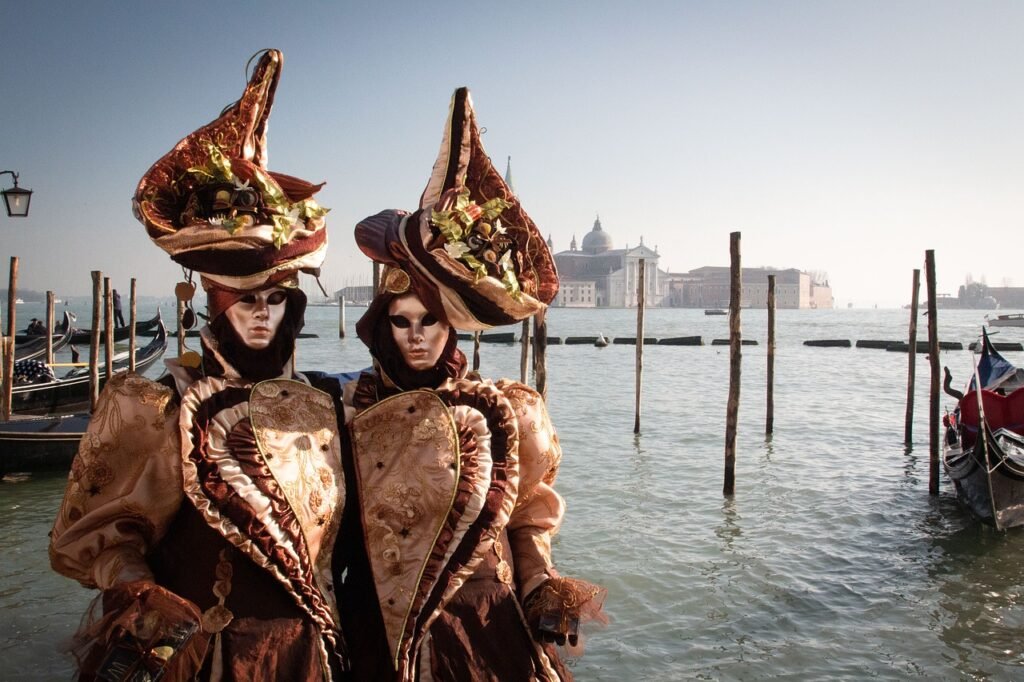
[49,50,349,681]
[337,88,606,682]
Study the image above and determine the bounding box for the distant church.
[549,217,667,308]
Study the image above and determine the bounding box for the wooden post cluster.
[724,232,742,496]
[89,271,101,412]
[2,257,18,421]
[634,258,646,434]
[904,269,920,445]
[925,251,940,494]
[766,274,776,435]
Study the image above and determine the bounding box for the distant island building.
[550,217,832,309]
[666,267,834,309]
[551,217,668,307]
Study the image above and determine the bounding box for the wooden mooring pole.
[925,251,940,494]
[766,274,775,435]
[520,318,532,384]
[46,291,55,366]
[724,232,742,496]
[103,278,114,377]
[634,258,646,434]
[176,299,186,358]
[472,332,481,372]
[129,278,137,372]
[89,271,102,411]
[904,269,920,445]
[2,257,18,421]
[338,294,346,338]
[533,310,549,400]
[372,262,381,295]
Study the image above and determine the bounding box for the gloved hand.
[78,581,208,681]
[524,576,607,649]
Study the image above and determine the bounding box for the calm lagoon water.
[3,304,1024,680]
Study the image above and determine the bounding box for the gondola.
[0,412,91,474]
[942,329,1024,529]
[12,310,75,362]
[11,319,167,415]
[68,309,163,344]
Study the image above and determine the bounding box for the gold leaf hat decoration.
[132,49,329,291]
[354,87,558,331]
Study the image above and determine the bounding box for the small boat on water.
[985,313,1024,328]
[942,329,1024,529]
[0,412,91,474]
[13,311,75,362]
[11,319,167,415]
[704,309,727,316]
[68,309,163,344]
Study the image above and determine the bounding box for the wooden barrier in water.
[926,250,940,495]
[904,268,920,445]
[886,340,963,353]
[803,339,851,348]
[658,336,702,346]
[724,232,741,496]
[713,338,757,346]
[968,341,1023,352]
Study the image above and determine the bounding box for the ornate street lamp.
[0,171,32,217]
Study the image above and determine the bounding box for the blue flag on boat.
[971,328,1016,391]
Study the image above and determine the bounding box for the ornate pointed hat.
[355,87,558,331]
[132,49,329,291]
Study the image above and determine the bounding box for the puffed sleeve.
[495,379,566,598]
[49,373,184,590]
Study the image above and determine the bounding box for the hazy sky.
[1,1,1021,307]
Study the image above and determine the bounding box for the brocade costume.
[49,332,349,680]
[338,369,572,681]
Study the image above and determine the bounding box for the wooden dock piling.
[129,278,137,372]
[338,294,346,339]
[46,291,55,366]
[766,274,775,435]
[634,258,646,434]
[520,318,531,384]
[176,299,186,358]
[533,310,549,400]
[103,277,114,376]
[925,251,939,494]
[472,332,481,372]
[2,257,18,421]
[724,232,742,496]
[904,269,920,445]
[89,271,101,411]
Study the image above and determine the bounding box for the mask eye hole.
[422,314,439,327]
[389,315,411,329]
[240,294,257,305]
[234,189,258,209]
[267,291,287,305]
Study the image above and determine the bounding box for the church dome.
[581,216,613,254]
